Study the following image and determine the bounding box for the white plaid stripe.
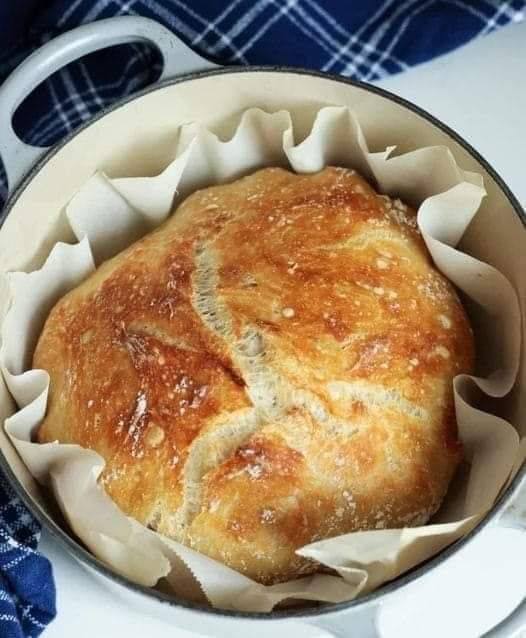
[59,0,97,25]
[149,0,248,60]
[206,0,274,56]
[479,1,516,34]
[321,0,399,74]
[138,1,205,46]
[191,0,245,46]
[446,0,502,25]
[305,0,409,73]
[288,1,392,77]
[230,0,298,61]
[62,67,92,122]
[20,604,47,630]
[79,61,106,110]
[276,2,348,62]
[0,509,39,543]
[481,0,521,19]
[81,0,118,24]
[48,77,76,132]
[363,0,434,81]
[1,548,31,573]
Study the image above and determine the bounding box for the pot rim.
[1,65,524,622]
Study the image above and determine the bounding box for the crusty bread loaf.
[35,167,473,584]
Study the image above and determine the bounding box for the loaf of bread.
[35,167,474,584]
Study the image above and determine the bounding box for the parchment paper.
[1,106,524,612]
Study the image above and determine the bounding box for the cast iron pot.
[0,16,524,638]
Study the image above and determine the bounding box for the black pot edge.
[1,65,525,622]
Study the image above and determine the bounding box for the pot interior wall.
[0,68,524,554]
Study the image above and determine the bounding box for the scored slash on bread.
[34,167,474,584]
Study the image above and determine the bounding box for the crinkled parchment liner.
[1,107,524,612]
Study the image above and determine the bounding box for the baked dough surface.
[35,167,473,584]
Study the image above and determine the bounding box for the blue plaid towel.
[0,1,524,636]
[0,480,55,638]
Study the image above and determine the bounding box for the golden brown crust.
[34,167,473,584]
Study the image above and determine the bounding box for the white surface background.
[39,20,526,638]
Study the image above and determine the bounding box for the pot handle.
[0,15,217,197]
[482,470,526,637]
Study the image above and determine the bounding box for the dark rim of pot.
[0,66,525,622]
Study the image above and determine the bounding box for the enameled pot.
[0,17,524,638]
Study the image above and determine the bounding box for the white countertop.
[40,20,526,638]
